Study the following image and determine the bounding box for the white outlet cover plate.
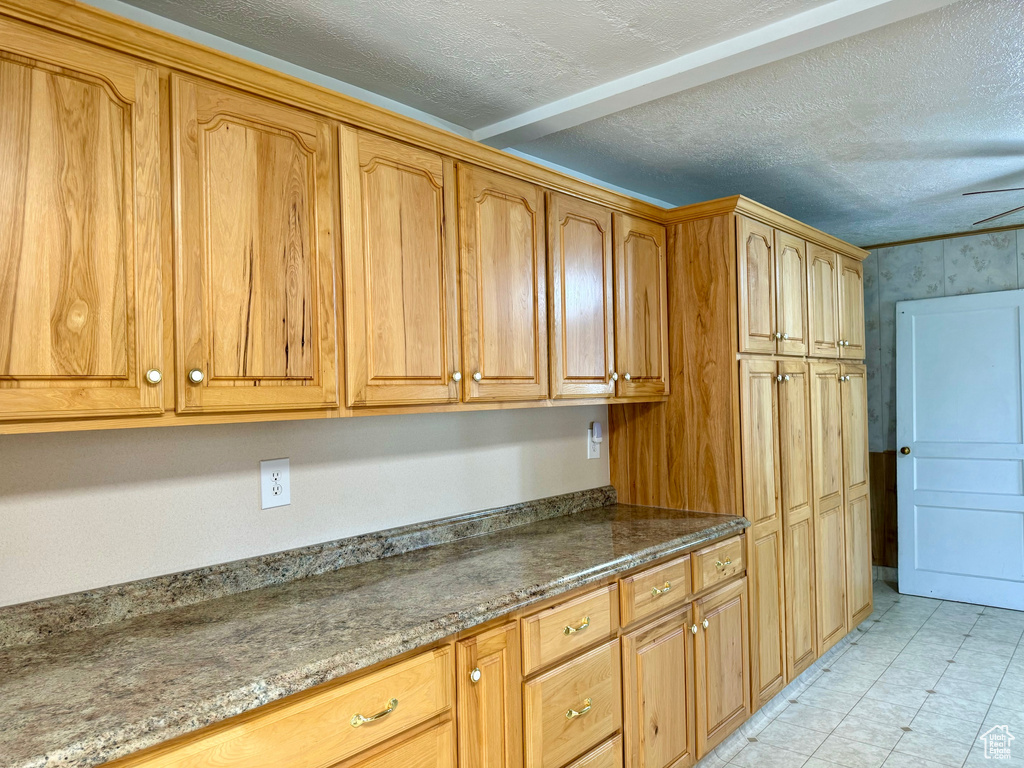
[587,428,601,460]
[260,458,291,509]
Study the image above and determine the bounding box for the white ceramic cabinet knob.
[611,372,619,381]
[624,373,631,381]
[469,667,482,683]
[472,372,482,382]
[452,372,462,382]
[145,369,162,385]
[188,369,205,384]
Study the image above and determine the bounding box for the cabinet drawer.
[522,585,619,675]
[564,735,623,768]
[619,554,691,626]
[524,639,622,768]
[115,647,452,768]
[692,537,745,594]
[347,722,453,768]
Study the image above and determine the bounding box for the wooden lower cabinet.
[622,607,696,768]
[456,622,522,768]
[340,722,454,768]
[566,736,624,768]
[694,578,751,758]
[842,364,873,627]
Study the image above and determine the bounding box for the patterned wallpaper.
[865,227,1024,452]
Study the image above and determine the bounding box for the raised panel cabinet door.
[807,244,840,358]
[340,127,460,407]
[842,363,873,627]
[613,213,669,399]
[621,607,696,768]
[774,231,808,357]
[737,216,776,354]
[172,75,339,413]
[839,256,865,359]
[810,362,847,653]
[778,362,817,680]
[0,19,163,420]
[458,163,548,402]
[695,578,751,759]
[750,525,786,709]
[547,192,615,398]
[456,622,522,768]
[739,358,782,528]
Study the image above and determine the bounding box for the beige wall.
[0,406,610,608]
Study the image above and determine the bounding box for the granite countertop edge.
[13,513,749,768]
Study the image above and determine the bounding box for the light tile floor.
[727,581,1024,768]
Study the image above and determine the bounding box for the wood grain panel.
[458,163,547,402]
[622,607,695,768]
[739,359,781,526]
[695,578,750,759]
[0,19,163,419]
[736,216,775,355]
[619,555,691,628]
[456,622,522,768]
[807,244,839,358]
[172,74,339,413]
[608,401,668,508]
[774,231,807,356]
[522,585,619,675]
[564,736,623,768]
[341,723,454,768]
[869,451,897,568]
[839,256,865,359]
[750,526,786,708]
[340,126,459,406]
[548,192,615,398]
[613,213,668,399]
[842,363,872,627]
[691,537,745,595]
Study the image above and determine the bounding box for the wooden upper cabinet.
[807,244,840,358]
[547,193,615,399]
[456,622,522,768]
[340,127,460,407]
[839,256,865,359]
[0,20,164,420]
[172,75,339,413]
[458,164,547,402]
[622,607,695,768]
[613,214,669,398]
[737,216,776,355]
[774,232,808,356]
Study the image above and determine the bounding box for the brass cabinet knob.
[188,369,205,384]
[472,372,482,382]
[900,447,911,456]
[145,369,162,385]
[451,372,462,382]
[469,668,481,683]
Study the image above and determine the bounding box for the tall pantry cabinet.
[609,197,871,713]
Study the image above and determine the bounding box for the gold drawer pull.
[563,616,591,635]
[350,698,398,728]
[651,582,672,597]
[566,698,593,720]
[715,558,732,570]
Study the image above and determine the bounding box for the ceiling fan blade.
[963,187,1024,196]
[973,203,1024,226]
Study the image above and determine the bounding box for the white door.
[897,290,1024,609]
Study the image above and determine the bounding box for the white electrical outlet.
[260,458,290,509]
[587,422,603,460]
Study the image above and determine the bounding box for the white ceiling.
[111,0,1024,246]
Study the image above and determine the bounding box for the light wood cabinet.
[547,192,615,399]
[839,257,865,359]
[738,359,786,709]
[456,622,522,768]
[340,127,460,407]
[775,232,808,357]
[842,363,872,627]
[810,362,848,654]
[458,164,548,402]
[566,736,623,768]
[0,18,164,420]
[694,578,750,758]
[522,585,619,675]
[613,214,669,398]
[622,607,695,768]
[172,75,340,413]
[807,244,840,358]
[345,723,455,768]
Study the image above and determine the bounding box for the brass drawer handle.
[566,698,593,720]
[564,617,591,635]
[651,582,672,597]
[715,558,732,570]
[350,698,398,728]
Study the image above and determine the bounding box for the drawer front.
[619,554,691,626]
[692,537,745,594]
[564,735,623,768]
[522,585,619,675]
[349,722,453,768]
[524,639,622,768]
[119,647,452,768]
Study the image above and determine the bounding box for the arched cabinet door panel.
[0,18,163,421]
[172,74,339,414]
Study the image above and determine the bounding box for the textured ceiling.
[515,0,1024,245]
[114,0,830,129]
